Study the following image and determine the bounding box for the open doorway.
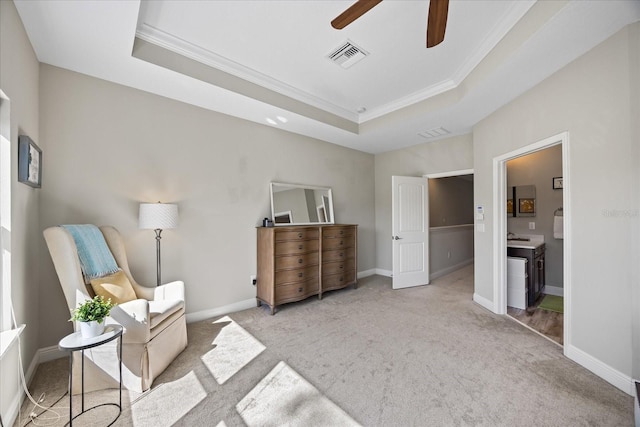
[493,132,570,351]
[504,145,564,345]
[425,169,474,283]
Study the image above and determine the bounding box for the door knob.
[393,236,402,240]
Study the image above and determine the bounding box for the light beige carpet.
[236,361,360,427]
[15,265,633,426]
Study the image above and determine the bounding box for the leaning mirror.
[270,182,334,225]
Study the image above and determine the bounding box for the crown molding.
[358,79,457,122]
[451,0,536,85]
[137,1,535,126]
[136,24,359,123]
[358,1,536,124]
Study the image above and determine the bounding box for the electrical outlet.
[529,222,535,230]
[250,275,256,286]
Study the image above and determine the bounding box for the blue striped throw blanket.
[61,225,119,279]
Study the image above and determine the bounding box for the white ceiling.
[14,0,640,154]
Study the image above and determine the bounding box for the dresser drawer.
[275,266,319,285]
[275,253,319,270]
[322,226,354,239]
[322,247,355,262]
[275,278,319,302]
[322,271,356,290]
[322,237,354,250]
[276,229,319,242]
[322,258,356,276]
[275,239,319,256]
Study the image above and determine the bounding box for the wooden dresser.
[257,224,357,314]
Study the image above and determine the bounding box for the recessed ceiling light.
[276,116,288,123]
[266,118,277,125]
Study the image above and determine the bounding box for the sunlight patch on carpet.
[237,361,361,427]
[131,370,206,426]
[202,316,266,385]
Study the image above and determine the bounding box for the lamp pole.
[154,228,163,287]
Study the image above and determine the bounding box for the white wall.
[473,23,639,382]
[374,134,474,272]
[0,0,41,424]
[38,65,375,348]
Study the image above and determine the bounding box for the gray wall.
[0,0,41,417]
[429,176,474,227]
[507,145,563,289]
[473,23,639,380]
[430,225,474,279]
[38,65,375,347]
[374,134,474,272]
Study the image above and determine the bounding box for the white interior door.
[392,176,429,289]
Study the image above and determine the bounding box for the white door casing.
[392,176,429,289]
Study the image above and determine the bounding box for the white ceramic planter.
[79,320,105,338]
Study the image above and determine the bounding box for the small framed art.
[18,135,42,188]
[552,177,563,190]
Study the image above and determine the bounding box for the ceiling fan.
[331,0,449,48]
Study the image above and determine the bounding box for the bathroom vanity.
[507,236,546,307]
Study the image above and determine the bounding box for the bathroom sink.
[508,238,530,242]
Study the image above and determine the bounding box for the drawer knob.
[339,265,344,269]
[298,287,303,293]
[298,233,303,238]
[298,272,303,278]
[339,277,343,282]
[298,244,303,250]
[340,240,343,245]
[298,258,303,264]
[340,230,344,235]
[339,252,344,258]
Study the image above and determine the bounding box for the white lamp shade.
[139,203,179,229]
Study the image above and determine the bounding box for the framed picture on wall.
[553,176,563,190]
[506,199,513,214]
[519,198,535,214]
[18,135,42,188]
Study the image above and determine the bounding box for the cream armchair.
[44,225,187,394]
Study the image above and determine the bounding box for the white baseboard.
[430,258,474,281]
[187,269,378,323]
[39,345,65,363]
[544,285,564,297]
[357,269,376,279]
[2,331,46,427]
[375,268,392,277]
[186,298,257,323]
[473,293,495,313]
[635,381,639,427]
[566,344,634,396]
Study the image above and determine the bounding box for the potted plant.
[70,295,116,338]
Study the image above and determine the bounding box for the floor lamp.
[139,202,178,286]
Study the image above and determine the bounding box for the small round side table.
[58,324,123,426]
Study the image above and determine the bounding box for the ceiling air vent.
[327,41,368,69]
[418,127,450,139]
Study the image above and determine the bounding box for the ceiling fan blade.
[331,0,383,30]
[426,0,449,48]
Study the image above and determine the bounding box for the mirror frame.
[270,182,335,226]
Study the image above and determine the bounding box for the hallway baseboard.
[544,285,564,296]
